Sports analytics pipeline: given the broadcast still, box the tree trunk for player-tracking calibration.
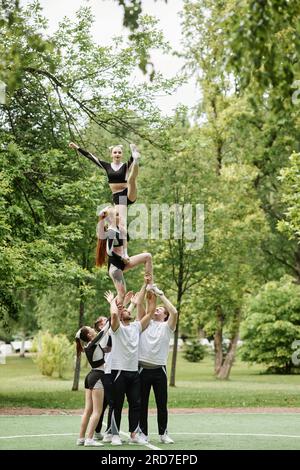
[72,296,84,391]
[169,240,184,387]
[214,305,223,375]
[294,245,300,283]
[169,305,180,387]
[19,334,26,358]
[217,309,241,380]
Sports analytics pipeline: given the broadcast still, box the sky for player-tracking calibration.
[21,0,200,116]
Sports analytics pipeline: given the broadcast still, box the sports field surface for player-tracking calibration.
[1,411,300,450]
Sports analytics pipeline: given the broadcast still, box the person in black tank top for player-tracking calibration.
[69,142,140,260]
[75,320,110,447]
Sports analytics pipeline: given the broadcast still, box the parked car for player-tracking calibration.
[10,340,33,353]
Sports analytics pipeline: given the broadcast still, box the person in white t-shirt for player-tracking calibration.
[137,284,178,444]
[107,290,154,446]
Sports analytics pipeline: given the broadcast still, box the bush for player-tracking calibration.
[33,331,73,378]
[183,340,206,363]
[241,276,300,373]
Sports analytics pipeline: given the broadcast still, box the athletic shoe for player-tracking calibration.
[128,435,148,445]
[111,435,122,446]
[160,433,174,444]
[102,433,113,443]
[84,438,104,447]
[130,144,141,162]
[76,438,85,446]
[139,432,149,442]
[94,432,103,441]
[146,284,164,296]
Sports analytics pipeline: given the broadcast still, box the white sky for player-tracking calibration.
[21,0,200,116]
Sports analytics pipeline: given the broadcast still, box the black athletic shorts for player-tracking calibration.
[112,188,135,206]
[84,369,104,390]
[108,253,126,271]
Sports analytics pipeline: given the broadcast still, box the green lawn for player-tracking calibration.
[2,413,300,450]
[1,353,300,409]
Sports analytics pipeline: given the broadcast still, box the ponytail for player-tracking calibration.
[75,327,90,356]
[96,237,107,267]
[76,337,84,357]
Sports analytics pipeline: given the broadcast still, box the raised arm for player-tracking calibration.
[110,298,120,332]
[160,292,178,331]
[104,291,120,332]
[69,142,107,171]
[146,290,157,316]
[140,288,156,332]
[128,283,147,320]
[150,286,178,331]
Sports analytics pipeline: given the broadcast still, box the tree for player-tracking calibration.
[277,152,300,246]
[241,276,300,374]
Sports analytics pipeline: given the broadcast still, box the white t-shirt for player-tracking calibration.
[104,351,112,374]
[111,321,142,372]
[138,320,174,366]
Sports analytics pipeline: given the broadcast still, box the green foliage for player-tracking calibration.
[278,152,300,242]
[241,276,300,373]
[32,331,73,378]
[183,340,205,363]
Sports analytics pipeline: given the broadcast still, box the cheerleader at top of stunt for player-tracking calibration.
[68,141,140,206]
[69,141,140,260]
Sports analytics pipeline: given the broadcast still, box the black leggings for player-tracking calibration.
[95,373,114,434]
[111,370,141,434]
[139,367,168,436]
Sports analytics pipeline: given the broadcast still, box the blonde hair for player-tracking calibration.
[109,145,123,152]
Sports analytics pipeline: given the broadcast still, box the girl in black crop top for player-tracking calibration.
[69,142,140,206]
[69,142,140,260]
[75,320,110,447]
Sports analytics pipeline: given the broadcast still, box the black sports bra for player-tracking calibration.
[78,147,133,183]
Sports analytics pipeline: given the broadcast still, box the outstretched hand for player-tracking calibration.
[144,273,152,285]
[124,291,134,306]
[104,290,114,304]
[69,142,79,150]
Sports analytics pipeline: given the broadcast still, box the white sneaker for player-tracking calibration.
[84,438,104,447]
[102,433,112,443]
[139,432,149,442]
[94,432,103,441]
[160,433,174,444]
[76,438,85,446]
[146,284,163,296]
[111,435,122,446]
[130,144,141,162]
[128,435,148,445]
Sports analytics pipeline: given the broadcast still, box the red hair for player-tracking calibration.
[96,237,107,267]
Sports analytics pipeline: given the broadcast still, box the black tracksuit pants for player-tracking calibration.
[139,366,168,436]
[111,370,141,434]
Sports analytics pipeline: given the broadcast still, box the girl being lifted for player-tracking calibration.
[96,205,155,304]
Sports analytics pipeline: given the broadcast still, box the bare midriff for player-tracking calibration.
[109,182,128,193]
[112,246,124,257]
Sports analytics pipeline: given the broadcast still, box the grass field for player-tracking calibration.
[1,354,300,450]
[1,413,300,450]
[1,354,300,409]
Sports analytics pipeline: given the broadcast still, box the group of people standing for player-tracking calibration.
[72,142,177,447]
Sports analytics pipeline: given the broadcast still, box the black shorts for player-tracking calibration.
[112,188,135,206]
[84,370,104,390]
[108,253,126,271]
